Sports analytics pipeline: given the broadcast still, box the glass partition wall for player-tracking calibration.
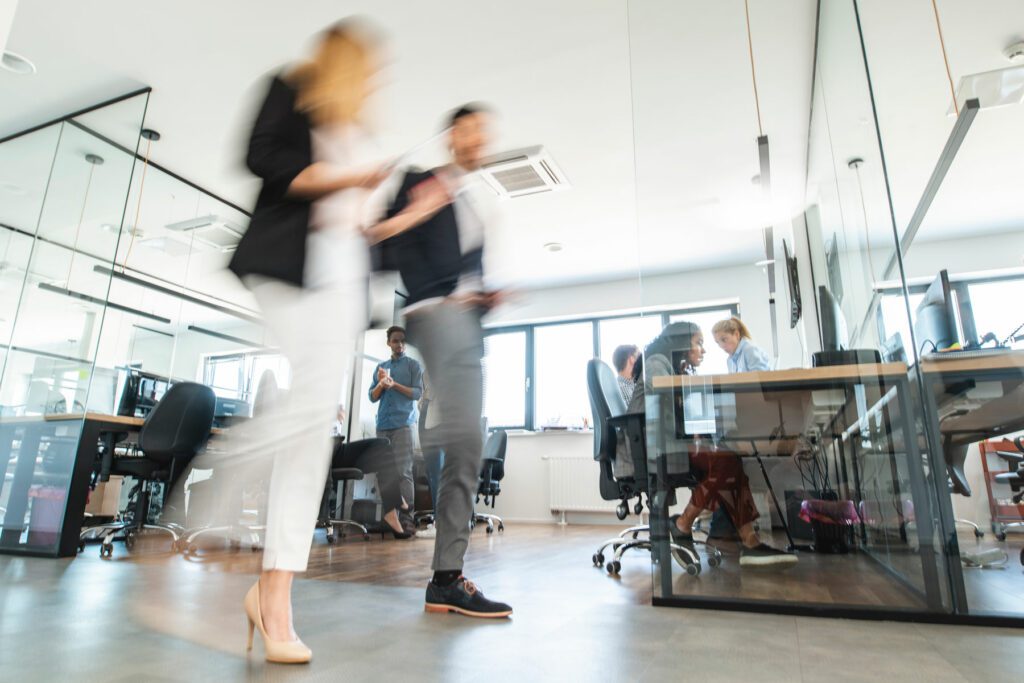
[0,92,149,556]
[630,0,1024,624]
[0,90,273,557]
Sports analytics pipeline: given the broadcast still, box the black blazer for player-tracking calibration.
[383,169,484,306]
[228,75,313,287]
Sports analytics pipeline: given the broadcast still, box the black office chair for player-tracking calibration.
[944,437,985,538]
[88,382,216,557]
[993,437,1024,553]
[586,358,720,576]
[320,437,390,543]
[473,429,507,534]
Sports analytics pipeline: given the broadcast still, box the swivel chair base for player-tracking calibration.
[179,524,264,554]
[472,512,504,534]
[954,518,985,539]
[81,521,182,558]
[593,529,721,576]
[325,519,370,543]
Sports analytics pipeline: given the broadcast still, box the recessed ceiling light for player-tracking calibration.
[100,223,119,234]
[754,258,774,268]
[0,181,27,196]
[1,51,37,75]
[543,242,563,253]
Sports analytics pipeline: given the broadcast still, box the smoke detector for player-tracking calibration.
[1006,41,1024,63]
[478,146,569,199]
[165,214,243,252]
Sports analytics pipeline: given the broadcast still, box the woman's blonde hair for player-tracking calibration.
[712,317,752,340]
[290,20,378,127]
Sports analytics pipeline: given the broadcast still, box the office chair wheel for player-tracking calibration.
[363,534,371,542]
[498,522,504,532]
[615,503,628,521]
[707,554,722,569]
[228,539,241,551]
[996,530,1007,542]
[100,544,112,558]
[326,533,336,544]
[606,560,621,575]
[78,541,86,553]
[593,553,605,567]
[123,530,136,551]
[973,527,984,539]
[486,525,494,534]
[685,562,701,577]
[633,502,643,515]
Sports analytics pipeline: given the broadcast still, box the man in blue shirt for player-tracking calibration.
[369,326,424,529]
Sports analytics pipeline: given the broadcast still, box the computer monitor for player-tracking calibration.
[818,286,848,352]
[116,370,171,418]
[215,396,252,421]
[783,239,801,329]
[880,332,907,364]
[914,270,959,353]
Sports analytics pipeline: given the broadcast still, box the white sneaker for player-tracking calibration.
[416,524,437,539]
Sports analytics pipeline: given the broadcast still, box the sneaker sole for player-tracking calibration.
[424,603,512,618]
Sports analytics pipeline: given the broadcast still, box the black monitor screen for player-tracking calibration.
[914,270,958,353]
[819,286,848,352]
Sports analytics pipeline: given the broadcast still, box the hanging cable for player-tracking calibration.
[67,154,103,287]
[744,0,764,137]
[122,130,159,269]
[931,0,959,116]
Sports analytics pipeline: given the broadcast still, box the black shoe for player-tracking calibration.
[668,514,698,564]
[740,543,798,568]
[425,577,513,619]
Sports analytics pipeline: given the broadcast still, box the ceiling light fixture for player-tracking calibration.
[0,50,36,75]
[543,242,563,253]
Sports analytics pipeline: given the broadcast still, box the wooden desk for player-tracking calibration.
[650,363,945,611]
[0,412,221,558]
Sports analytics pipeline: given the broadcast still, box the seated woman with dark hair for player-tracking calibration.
[630,321,796,568]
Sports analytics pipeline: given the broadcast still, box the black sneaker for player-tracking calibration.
[740,543,798,568]
[668,514,698,565]
[425,577,513,619]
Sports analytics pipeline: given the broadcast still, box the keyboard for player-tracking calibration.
[922,348,1012,361]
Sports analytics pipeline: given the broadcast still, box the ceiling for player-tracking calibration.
[0,0,819,291]
[807,0,1024,261]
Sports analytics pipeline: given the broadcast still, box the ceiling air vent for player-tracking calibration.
[478,146,569,199]
[165,215,243,252]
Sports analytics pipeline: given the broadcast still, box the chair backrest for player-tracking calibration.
[587,359,626,462]
[138,382,216,462]
[946,440,971,496]
[253,370,279,418]
[481,429,508,482]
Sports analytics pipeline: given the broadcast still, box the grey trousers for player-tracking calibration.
[406,302,484,572]
[376,425,415,508]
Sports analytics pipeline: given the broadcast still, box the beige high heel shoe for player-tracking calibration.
[244,581,312,664]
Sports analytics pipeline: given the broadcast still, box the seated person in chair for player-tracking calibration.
[630,321,796,568]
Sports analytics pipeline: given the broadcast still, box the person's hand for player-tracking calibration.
[407,177,451,220]
[350,163,393,190]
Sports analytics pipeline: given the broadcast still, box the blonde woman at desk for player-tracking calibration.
[633,321,796,568]
[226,21,390,664]
[712,317,772,373]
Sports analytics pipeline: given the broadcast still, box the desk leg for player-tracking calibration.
[895,378,949,612]
[839,434,869,545]
[0,426,43,549]
[56,421,102,557]
[919,376,969,613]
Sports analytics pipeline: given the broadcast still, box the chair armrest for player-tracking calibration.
[995,451,1024,467]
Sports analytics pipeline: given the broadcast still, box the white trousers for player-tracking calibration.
[243,274,362,572]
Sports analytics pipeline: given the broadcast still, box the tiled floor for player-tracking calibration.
[1,524,1022,682]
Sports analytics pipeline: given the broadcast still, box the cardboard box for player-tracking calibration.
[85,476,123,517]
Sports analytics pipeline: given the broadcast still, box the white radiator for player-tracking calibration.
[546,455,619,514]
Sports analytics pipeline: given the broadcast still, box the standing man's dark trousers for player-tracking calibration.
[406,302,484,572]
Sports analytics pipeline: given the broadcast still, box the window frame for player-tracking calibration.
[483,302,739,431]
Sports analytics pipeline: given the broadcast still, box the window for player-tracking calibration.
[482,330,528,428]
[598,315,662,370]
[967,279,1024,348]
[534,322,593,428]
[482,303,738,430]
[203,351,289,403]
